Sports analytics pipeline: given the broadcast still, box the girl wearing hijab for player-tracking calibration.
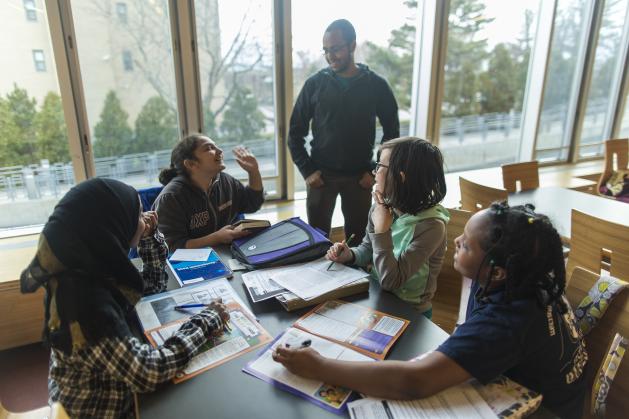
[21,178,228,418]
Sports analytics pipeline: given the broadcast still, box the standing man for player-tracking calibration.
[288,19,399,242]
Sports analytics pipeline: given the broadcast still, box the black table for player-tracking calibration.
[139,249,450,419]
[509,186,629,241]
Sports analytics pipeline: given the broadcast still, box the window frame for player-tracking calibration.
[24,0,37,21]
[32,49,46,72]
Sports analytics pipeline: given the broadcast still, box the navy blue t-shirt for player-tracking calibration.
[437,281,587,419]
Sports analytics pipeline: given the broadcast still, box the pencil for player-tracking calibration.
[326,233,356,271]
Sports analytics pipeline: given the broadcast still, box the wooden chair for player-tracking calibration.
[598,138,628,196]
[0,402,50,419]
[501,161,540,193]
[565,267,629,418]
[433,208,473,333]
[567,209,629,282]
[459,177,508,212]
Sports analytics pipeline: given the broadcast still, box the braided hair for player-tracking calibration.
[158,134,207,185]
[476,202,568,313]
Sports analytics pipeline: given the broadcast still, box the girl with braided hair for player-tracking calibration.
[273,202,587,418]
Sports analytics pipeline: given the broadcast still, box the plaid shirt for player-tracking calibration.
[48,232,224,418]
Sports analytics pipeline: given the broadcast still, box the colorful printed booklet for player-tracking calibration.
[243,301,409,413]
[243,327,375,414]
[136,279,271,383]
[293,300,409,360]
[167,247,232,287]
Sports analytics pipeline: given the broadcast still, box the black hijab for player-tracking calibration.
[21,178,143,353]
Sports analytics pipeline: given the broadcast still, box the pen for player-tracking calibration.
[284,339,312,349]
[326,233,355,271]
[174,303,208,309]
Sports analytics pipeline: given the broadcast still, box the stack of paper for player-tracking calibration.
[241,258,368,303]
[347,383,498,419]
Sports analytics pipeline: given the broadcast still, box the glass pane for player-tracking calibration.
[536,0,591,162]
[0,2,74,230]
[439,0,539,172]
[194,0,277,195]
[291,1,416,195]
[619,93,629,138]
[71,0,181,191]
[578,0,629,158]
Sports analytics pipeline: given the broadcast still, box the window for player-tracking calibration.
[70,0,181,191]
[122,50,133,71]
[1,7,73,230]
[438,0,539,172]
[116,2,128,24]
[24,0,37,22]
[578,0,629,158]
[194,0,279,195]
[291,0,417,194]
[618,91,629,138]
[535,0,592,162]
[32,49,46,72]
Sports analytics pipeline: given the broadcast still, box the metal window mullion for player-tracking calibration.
[45,0,94,180]
[608,2,629,139]
[274,0,293,200]
[170,0,202,136]
[519,0,557,163]
[568,0,605,162]
[410,0,448,144]
[558,0,598,163]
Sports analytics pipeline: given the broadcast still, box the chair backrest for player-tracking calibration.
[599,138,628,191]
[567,209,629,282]
[566,267,629,418]
[137,186,164,211]
[0,401,51,418]
[459,177,508,212]
[501,161,539,193]
[433,208,473,332]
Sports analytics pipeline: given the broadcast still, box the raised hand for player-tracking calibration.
[233,146,259,173]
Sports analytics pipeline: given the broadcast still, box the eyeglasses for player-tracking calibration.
[322,43,348,56]
[374,162,389,173]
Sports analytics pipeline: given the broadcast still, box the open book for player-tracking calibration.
[243,301,410,413]
[244,328,374,414]
[294,300,409,360]
[135,279,271,383]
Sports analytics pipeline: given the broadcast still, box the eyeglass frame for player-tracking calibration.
[374,162,389,173]
[322,43,349,56]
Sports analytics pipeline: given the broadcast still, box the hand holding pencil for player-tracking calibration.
[175,298,232,335]
[325,233,355,269]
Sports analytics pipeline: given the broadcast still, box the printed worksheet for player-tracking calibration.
[241,270,288,302]
[135,278,253,331]
[142,296,271,383]
[294,300,409,359]
[347,383,498,419]
[270,258,368,300]
[244,328,374,414]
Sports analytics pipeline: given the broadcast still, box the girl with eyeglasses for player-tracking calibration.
[326,137,449,318]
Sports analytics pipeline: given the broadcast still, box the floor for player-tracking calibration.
[0,342,49,413]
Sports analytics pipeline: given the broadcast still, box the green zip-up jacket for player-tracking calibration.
[352,204,450,312]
